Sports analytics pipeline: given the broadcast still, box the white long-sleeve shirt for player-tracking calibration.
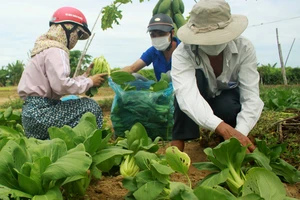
[171,36,264,136]
[18,47,93,100]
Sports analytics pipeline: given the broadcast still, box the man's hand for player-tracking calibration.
[215,122,256,153]
[89,73,108,87]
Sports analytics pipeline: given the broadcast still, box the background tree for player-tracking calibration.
[101,0,149,30]
[286,67,300,84]
[258,64,300,85]
[0,67,9,86]
[69,50,93,77]
[6,60,24,86]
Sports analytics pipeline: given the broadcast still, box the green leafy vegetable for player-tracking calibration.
[193,138,296,199]
[85,55,111,97]
[0,136,92,199]
[120,155,140,177]
[166,146,192,187]
[242,167,287,200]
[252,139,300,184]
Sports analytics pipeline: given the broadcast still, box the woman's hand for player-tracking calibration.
[84,63,94,77]
[89,73,108,87]
[215,121,256,153]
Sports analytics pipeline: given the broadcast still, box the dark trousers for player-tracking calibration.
[172,69,241,140]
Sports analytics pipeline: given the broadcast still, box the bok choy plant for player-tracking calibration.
[194,138,247,195]
[48,112,133,198]
[0,131,92,200]
[250,139,300,184]
[120,123,198,200]
[193,137,298,200]
[116,122,162,178]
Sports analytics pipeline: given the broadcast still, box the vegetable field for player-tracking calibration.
[0,85,300,200]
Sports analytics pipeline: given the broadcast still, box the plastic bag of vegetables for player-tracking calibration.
[108,74,174,141]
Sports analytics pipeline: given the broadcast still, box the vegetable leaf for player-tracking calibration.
[133,181,165,200]
[42,144,92,182]
[242,167,286,200]
[166,146,190,175]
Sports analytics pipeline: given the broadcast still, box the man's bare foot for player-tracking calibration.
[171,140,185,151]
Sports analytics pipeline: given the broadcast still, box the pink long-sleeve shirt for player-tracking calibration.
[18,47,93,100]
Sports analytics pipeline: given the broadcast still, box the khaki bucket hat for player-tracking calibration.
[177,0,248,45]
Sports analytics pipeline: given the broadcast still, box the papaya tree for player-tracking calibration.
[101,0,150,30]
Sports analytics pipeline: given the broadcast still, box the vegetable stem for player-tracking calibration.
[185,174,192,188]
[228,164,244,189]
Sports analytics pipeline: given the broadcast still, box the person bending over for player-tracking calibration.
[171,0,264,152]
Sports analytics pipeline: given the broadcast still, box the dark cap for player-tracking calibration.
[147,13,174,32]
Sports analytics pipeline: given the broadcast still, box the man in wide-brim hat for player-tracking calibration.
[170,0,264,152]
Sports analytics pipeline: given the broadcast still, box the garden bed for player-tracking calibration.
[1,86,300,199]
[82,109,300,200]
[84,140,300,199]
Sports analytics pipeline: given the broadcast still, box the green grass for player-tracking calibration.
[0,86,18,98]
[97,98,114,112]
[0,98,24,109]
[260,85,300,111]
[96,86,114,97]
[0,86,114,109]
[0,86,23,109]
[251,110,300,169]
[0,86,17,91]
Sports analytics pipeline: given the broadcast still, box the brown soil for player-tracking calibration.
[84,140,300,200]
[83,111,300,200]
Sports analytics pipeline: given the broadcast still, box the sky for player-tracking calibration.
[0,0,300,69]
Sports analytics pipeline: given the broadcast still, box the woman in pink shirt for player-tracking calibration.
[18,7,107,139]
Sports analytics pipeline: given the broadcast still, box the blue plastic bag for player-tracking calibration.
[108,77,174,140]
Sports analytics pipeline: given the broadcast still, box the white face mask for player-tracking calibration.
[151,35,171,51]
[199,43,227,56]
